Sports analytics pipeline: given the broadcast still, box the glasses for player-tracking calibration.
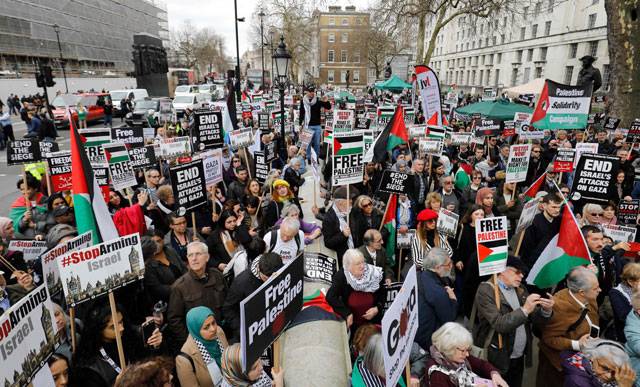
[361,202,373,208]
[444,181,453,185]
[233,160,241,163]
[531,150,541,153]
[591,213,603,217]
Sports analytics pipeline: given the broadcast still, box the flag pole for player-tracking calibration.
[191,212,197,240]
[397,247,404,280]
[378,194,393,232]
[108,291,127,368]
[492,274,503,348]
[69,306,77,354]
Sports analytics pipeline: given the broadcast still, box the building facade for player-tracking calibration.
[426,0,610,93]
[0,0,169,77]
[314,6,370,88]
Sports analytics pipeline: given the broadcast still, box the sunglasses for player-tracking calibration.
[591,213,603,217]
[361,202,373,208]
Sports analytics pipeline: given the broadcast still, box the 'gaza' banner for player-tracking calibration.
[381,266,418,387]
[476,216,509,276]
[618,200,639,225]
[103,143,137,191]
[58,233,144,306]
[571,153,619,202]
[192,110,224,150]
[7,139,40,165]
[42,231,93,296]
[531,79,593,130]
[47,150,72,192]
[303,252,337,285]
[240,256,304,371]
[111,127,144,148]
[333,131,363,186]
[553,148,576,172]
[505,144,531,183]
[170,159,207,211]
[0,283,59,386]
[201,148,224,187]
[377,170,413,195]
[415,65,443,126]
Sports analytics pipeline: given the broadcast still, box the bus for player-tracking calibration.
[247,69,271,91]
[168,68,196,97]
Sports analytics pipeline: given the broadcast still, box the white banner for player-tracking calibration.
[41,231,93,296]
[201,148,224,187]
[415,65,443,126]
[506,144,532,183]
[437,209,459,237]
[8,240,48,261]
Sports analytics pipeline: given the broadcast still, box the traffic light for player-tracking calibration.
[43,66,55,87]
[36,72,45,88]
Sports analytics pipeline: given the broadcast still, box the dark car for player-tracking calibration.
[125,97,173,127]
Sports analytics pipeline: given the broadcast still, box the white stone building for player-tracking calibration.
[425,0,610,93]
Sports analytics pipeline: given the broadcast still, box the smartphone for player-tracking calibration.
[590,324,600,339]
[141,320,157,345]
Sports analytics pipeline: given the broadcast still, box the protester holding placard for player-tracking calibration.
[410,209,453,270]
[350,195,385,248]
[322,186,353,265]
[144,231,188,305]
[11,173,47,238]
[263,179,303,230]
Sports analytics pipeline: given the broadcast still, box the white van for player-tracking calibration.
[110,89,149,112]
[174,84,200,96]
[172,93,211,118]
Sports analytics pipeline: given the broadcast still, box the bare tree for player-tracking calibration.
[604,0,640,124]
[170,21,229,80]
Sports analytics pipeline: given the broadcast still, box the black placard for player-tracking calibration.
[128,145,157,169]
[517,94,535,104]
[111,127,145,148]
[264,141,276,163]
[618,200,639,225]
[170,159,207,211]
[355,117,371,130]
[628,121,640,143]
[193,110,224,150]
[571,153,619,202]
[382,282,403,313]
[473,118,503,137]
[240,256,304,371]
[603,117,621,130]
[7,139,40,165]
[254,151,268,183]
[303,252,337,285]
[377,170,413,194]
[40,141,59,155]
[258,112,270,130]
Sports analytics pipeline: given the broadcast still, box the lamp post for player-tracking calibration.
[272,36,291,161]
[233,0,243,102]
[52,24,68,93]
[258,11,266,90]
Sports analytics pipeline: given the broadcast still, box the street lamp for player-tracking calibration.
[272,36,291,161]
[233,0,243,102]
[258,10,266,90]
[52,24,68,93]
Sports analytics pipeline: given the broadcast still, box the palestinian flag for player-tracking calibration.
[426,125,447,139]
[70,109,119,244]
[383,194,398,266]
[427,112,449,126]
[365,106,408,163]
[103,143,130,164]
[527,205,591,288]
[522,172,547,200]
[477,238,508,265]
[333,135,363,156]
[78,128,111,147]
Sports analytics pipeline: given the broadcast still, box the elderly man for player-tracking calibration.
[474,256,554,387]
[537,266,600,387]
[263,217,304,263]
[415,247,458,351]
[323,186,353,266]
[438,175,462,213]
[167,241,226,354]
[358,229,393,284]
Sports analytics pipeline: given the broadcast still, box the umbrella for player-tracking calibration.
[504,78,546,98]
[334,90,356,103]
[455,99,534,121]
[374,75,413,92]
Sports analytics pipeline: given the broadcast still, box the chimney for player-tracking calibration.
[328,6,341,12]
[345,6,356,11]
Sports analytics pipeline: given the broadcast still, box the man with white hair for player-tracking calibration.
[263,217,304,264]
[415,247,458,351]
[537,266,600,387]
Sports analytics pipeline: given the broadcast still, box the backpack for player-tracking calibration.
[267,228,301,253]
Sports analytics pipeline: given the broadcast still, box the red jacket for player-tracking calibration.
[112,204,146,237]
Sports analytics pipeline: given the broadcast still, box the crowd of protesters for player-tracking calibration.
[1,80,640,387]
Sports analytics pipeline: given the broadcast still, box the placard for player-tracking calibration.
[258,112,270,130]
[240,256,304,371]
[170,159,207,211]
[382,282,403,313]
[403,108,415,126]
[42,231,93,296]
[437,209,459,237]
[192,110,224,150]
[264,141,277,163]
[426,125,446,139]
[0,283,59,386]
[476,216,509,276]
[159,100,173,123]
[8,240,48,261]
[449,132,472,146]
[297,128,314,150]
[230,128,255,149]
[618,200,639,225]
[103,143,137,190]
[254,151,268,183]
[7,139,40,165]
[381,266,418,387]
[515,200,541,235]
[94,166,110,203]
[553,148,576,172]
[419,138,444,156]
[505,144,531,183]
[514,112,533,134]
[111,127,144,148]
[79,128,111,166]
[473,119,503,137]
[377,170,412,194]
[518,126,545,140]
[332,131,363,186]
[571,153,619,202]
[334,110,355,133]
[201,148,224,187]
[58,233,144,306]
[128,145,157,169]
[396,229,416,249]
[303,252,337,285]
[377,106,395,130]
[627,120,640,143]
[603,224,637,244]
[409,125,427,139]
[159,136,191,158]
[574,142,599,167]
[47,150,72,192]
[39,141,59,155]
[355,117,372,131]
[603,117,621,130]
[531,79,593,130]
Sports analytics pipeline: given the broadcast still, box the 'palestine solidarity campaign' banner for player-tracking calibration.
[531,79,593,130]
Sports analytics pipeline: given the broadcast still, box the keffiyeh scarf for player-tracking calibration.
[302,95,317,129]
[332,204,354,249]
[345,264,382,293]
[427,345,477,387]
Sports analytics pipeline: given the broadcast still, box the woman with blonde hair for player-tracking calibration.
[425,192,443,212]
[220,343,283,387]
[580,203,604,230]
[76,102,87,129]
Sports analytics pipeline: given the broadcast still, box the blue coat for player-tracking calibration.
[415,270,457,350]
[624,309,640,387]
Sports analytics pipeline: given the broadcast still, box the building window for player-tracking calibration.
[588,14,597,28]
[520,27,526,40]
[588,40,598,57]
[486,69,491,83]
[340,70,347,82]
[341,33,348,43]
[545,21,551,35]
[548,0,554,11]
[535,2,542,16]
[495,69,500,86]
[540,47,548,60]
[503,16,508,27]
[492,36,497,46]
[328,70,334,82]
[602,64,611,91]
[328,50,334,62]
[354,50,360,63]
[527,49,533,61]
[523,6,529,19]
[501,34,505,44]
[480,24,484,34]
[481,55,485,65]
[564,66,574,84]
[511,68,518,85]
[329,17,335,26]
[497,53,502,64]
[341,50,347,62]
[353,70,360,83]
[516,50,523,62]
[357,18,362,25]
[535,67,543,78]
[569,43,578,58]
[328,33,335,43]
[532,24,538,38]
[341,18,348,26]
[488,54,494,64]
[523,67,531,83]
[472,70,476,85]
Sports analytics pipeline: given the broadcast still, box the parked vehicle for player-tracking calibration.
[51,92,109,128]
[110,89,149,114]
[125,97,173,127]
[174,84,200,96]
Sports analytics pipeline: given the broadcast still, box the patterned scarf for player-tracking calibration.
[221,344,272,387]
[332,204,354,249]
[194,336,224,366]
[356,357,385,387]
[345,264,382,293]
[427,345,476,387]
[302,95,317,128]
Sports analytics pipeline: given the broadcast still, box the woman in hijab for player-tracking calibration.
[176,306,228,387]
[263,179,302,229]
[220,343,284,387]
[475,187,499,218]
[0,217,28,281]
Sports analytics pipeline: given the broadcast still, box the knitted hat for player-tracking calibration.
[46,224,77,249]
[417,209,439,222]
[272,179,290,188]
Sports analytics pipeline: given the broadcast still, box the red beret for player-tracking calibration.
[417,209,439,222]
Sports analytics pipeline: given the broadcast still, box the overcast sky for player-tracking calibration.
[165,0,372,58]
